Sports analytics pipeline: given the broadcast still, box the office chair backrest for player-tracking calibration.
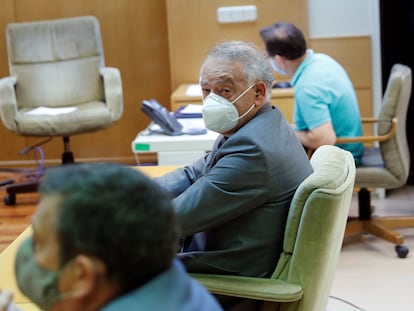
[272,145,355,311]
[378,64,411,187]
[6,16,105,109]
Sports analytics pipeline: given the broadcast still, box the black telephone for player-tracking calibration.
[141,99,183,136]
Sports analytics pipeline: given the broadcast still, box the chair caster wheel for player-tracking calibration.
[4,194,16,206]
[395,245,409,258]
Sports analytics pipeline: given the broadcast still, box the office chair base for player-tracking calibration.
[4,194,16,205]
[4,180,39,206]
[3,137,76,205]
[345,217,414,258]
[395,245,409,259]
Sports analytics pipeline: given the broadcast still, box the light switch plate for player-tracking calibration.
[217,5,257,24]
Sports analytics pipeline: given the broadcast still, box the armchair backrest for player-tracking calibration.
[6,16,105,109]
[378,63,411,186]
[272,145,355,311]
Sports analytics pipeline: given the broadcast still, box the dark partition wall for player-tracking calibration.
[380,0,414,184]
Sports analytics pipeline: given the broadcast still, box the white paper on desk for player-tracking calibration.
[179,104,203,114]
[148,123,164,133]
[185,84,202,96]
[148,118,206,134]
[179,118,205,130]
[25,106,77,116]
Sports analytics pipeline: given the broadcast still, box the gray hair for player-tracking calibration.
[204,41,274,101]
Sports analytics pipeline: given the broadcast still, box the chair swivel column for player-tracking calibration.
[62,137,74,164]
[358,188,371,220]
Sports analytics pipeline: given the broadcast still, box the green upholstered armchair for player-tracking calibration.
[191,145,356,311]
[0,16,123,204]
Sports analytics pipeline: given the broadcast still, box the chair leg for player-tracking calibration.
[62,136,74,164]
[4,180,39,205]
[358,188,371,219]
[344,187,411,258]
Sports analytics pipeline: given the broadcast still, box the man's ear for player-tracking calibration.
[66,255,106,299]
[254,81,268,105]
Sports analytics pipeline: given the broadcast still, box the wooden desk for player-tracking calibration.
[170,83,295,122]
[137,165,181,177]
[0,165,178,311]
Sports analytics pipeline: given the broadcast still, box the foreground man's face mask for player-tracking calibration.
[15,237,73,311]
[202,84,256,133]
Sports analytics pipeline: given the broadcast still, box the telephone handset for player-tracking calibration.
[141,99,183,136]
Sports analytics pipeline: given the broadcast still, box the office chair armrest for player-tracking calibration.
[336,117,397,144]
[361,116,379,123]
[191,273,303,302]
[0,76,19,131]
[100,67,123,121]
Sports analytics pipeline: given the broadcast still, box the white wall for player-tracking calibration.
[307,0,382,116]
[308,0,371,37]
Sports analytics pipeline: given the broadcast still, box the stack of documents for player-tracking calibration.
[174,104,203,118]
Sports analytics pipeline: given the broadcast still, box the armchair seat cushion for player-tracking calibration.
[356,147,403,188]
[15,101,113,136]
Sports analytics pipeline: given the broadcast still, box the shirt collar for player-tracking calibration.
[291,49,314,86]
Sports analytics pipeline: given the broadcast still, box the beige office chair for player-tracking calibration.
[336,63,414,258]
[0,16,123,205]
[192,145,356,311]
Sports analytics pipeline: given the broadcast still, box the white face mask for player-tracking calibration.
[202,84,255,133]
[269,58,287,76]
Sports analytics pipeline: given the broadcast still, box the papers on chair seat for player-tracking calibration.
[25,106,77,116]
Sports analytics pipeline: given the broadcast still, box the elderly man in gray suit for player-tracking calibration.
[156,41,312,281]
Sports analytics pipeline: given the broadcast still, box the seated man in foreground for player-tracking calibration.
[0,163,222,311]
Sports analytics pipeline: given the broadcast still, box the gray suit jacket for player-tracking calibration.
[156,104,313,277]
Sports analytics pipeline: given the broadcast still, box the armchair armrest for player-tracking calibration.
[100,67,123,121]
[191,273,303,302]
[361,116,379,123]
[0,76,18,132]
[336,117,397,144]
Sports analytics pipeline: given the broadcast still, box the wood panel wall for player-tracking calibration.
[167,0,308,90]
[309,36,373,136]
[0,0,171,167]
[0,0,373,168]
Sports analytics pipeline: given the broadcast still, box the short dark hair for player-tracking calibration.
[259,22,307,60]
[39,163,180,292]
